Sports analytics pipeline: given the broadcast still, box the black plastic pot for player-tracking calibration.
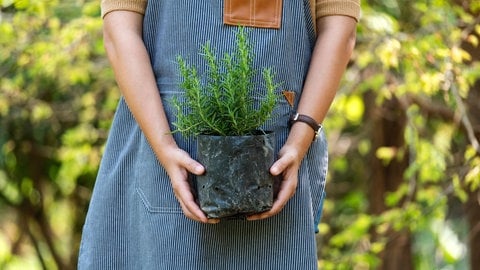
[196,131,276,219]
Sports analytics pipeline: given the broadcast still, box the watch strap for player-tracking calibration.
[289,112,322,141]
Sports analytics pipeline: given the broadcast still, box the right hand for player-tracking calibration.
[103,11,219,224]
[159,146,220,224]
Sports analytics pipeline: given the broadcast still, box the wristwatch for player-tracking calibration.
[289,112,323,141]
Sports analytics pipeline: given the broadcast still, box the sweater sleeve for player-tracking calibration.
[316,0,360,22]
[101,0,147,18]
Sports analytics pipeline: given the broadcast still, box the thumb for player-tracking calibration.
[181,155,205,175]
[270,155,291,176]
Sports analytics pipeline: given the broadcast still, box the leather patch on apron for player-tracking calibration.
[282,90,296,108]
[223,0,282,29]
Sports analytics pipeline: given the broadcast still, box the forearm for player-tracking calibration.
[287,15,357,152]
[103,11,177,159]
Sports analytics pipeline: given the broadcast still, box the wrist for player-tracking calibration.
[150,134,178,160]
[285,123,314,158]
[289,112,323,141]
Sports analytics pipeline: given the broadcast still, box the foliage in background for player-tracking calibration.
[319,0,480,269]
[0,0,117,269]
[0,0,479,269]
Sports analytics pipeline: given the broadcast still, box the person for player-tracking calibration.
[78,0,359,269]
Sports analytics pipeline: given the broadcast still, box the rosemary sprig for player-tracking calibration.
[172,27,279,137]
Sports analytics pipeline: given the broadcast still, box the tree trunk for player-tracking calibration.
[464,189,480,269]
[464,81,480,270]
[365,92,413,270]
[461,10,480,267]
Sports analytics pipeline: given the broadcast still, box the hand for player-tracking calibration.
[159,146,220,224]
[247,144,302,221]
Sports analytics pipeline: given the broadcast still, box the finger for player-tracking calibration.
[177,195,208,223]
[181,195,208,222]
[172,178,209,223]
[177,197,220,224]
[171,170,220,224]
[270,152,295,176]
[183,197,221,224]
[176,198,199,221]
[177,152,205,176]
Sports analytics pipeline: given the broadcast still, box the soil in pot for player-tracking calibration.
[195,131,276,219]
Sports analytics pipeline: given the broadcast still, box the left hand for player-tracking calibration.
[247,122,314,221]
[246,144,303,221]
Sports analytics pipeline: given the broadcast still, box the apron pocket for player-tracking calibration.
[134,136,183,214]
[223,0,283,29]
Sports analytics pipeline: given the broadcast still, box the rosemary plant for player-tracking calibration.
[171,27,279,137]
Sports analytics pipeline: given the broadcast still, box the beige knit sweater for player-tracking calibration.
[101,0,361,23]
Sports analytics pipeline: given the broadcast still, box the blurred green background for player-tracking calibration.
[0,0,479,269]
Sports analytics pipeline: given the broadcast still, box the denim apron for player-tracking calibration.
[79,1,328,269]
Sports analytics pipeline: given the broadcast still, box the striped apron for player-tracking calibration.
[78,1,328,269]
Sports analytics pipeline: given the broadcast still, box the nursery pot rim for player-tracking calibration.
[197,130,274,138]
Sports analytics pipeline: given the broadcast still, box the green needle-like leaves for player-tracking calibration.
[172,27,279,137]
